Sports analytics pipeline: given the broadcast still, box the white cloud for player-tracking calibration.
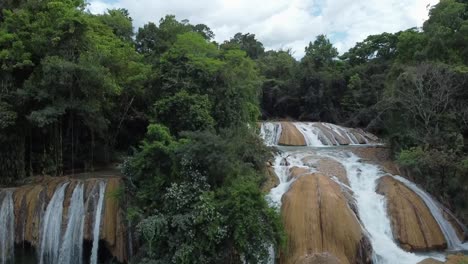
[87,0,439,58]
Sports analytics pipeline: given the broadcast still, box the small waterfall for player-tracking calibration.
[294,123,329,146]
[58,183,85,264]
[321,123,361,145]
[90,181,107,264]
[334,153,432,264]
[394,176,468,251]
[260,122,282,146]
[39,183,69,264]
[0,191,14,264]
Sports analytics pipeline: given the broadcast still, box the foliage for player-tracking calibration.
[126,124,283,263]
[154,91,215,135]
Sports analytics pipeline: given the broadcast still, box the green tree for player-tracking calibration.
[154,90,215,135]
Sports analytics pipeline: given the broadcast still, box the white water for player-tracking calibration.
[90,181,107,264]
[266,151,314,209]
[58,183,85,264]
[260,121,376,147]
[321,123,361,145]
[294,123,328,146]
[395,176,468,251]
[260,122,282,146]
[332,152,433,264]
[0,191,14,264]
[39,183,69,264]
[261,121,455,263]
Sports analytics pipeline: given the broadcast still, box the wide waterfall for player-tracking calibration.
[0,176,127,264]
[261,122,465,264]
[0,190,14,264]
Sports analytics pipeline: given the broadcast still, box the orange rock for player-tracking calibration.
[445,254,468,264]
[377,176,447,251]
[102,177,128,263]
[278,122,306,146]
[288,166,310,180]
[301,156,349,186]
[295,252,342,264]
[280,173,371,264]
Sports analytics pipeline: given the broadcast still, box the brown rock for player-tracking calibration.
[295,253,342,264]
[280,173,372,264]
[102,177,128,263]
[446,254,468,264]
[262,166,280,192]
[350,147,401,175]
[417,258,444,264]
[315,123,344,145]
[279,122,306,146]
[377,176,447,251]
[301,156,349,186]
[289,166,311,180]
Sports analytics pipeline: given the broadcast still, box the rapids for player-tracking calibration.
[261,122,466,264]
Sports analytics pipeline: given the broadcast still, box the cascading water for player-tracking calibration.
[260,122,282,146]
[262,122,457,264]
[90,181,107,264]
[0,190,14,264]
[293,123,329,146]
[395,176,468,251]
[266,150,314,209]
[58,183,85,264]
[332,152,436,264]
[39,183,69,264]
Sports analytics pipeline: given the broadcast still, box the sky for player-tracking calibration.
[87,0,439,58]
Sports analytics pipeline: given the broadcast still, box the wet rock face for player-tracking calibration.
[280,173,372,264]
[294,252,342,264]
[377,176,447,251]
[302,155,349,186]
[417,258,444,264]
[10,176,128,263]
[261,165,280,192]
[278,122,307,146]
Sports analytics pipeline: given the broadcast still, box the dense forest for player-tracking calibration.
[0,0,467,263]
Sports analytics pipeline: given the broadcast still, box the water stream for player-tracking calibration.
[261,122,455,264]
[58,183,85,264]
[395,176,468,251]
[90,181,107,264]
[0,190,14,264]
[39,183,69,264]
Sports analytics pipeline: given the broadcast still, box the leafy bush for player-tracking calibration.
[126,124,283,263]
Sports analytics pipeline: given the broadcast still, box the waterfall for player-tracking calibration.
[58,183,85,264]
[333,153,433,264]
[260,123,456,264]
[0,191,14,264]
[294,123,329,146]
[394,176,468,251]
[260,122,282,146]
[266,150,314,209]
[90,181,107,264]
[321,123,361,145]
[39,183,69,264]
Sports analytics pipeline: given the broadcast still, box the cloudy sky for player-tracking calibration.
[87,0,439,58]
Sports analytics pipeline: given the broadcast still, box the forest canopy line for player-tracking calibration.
[0,0,468,263]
